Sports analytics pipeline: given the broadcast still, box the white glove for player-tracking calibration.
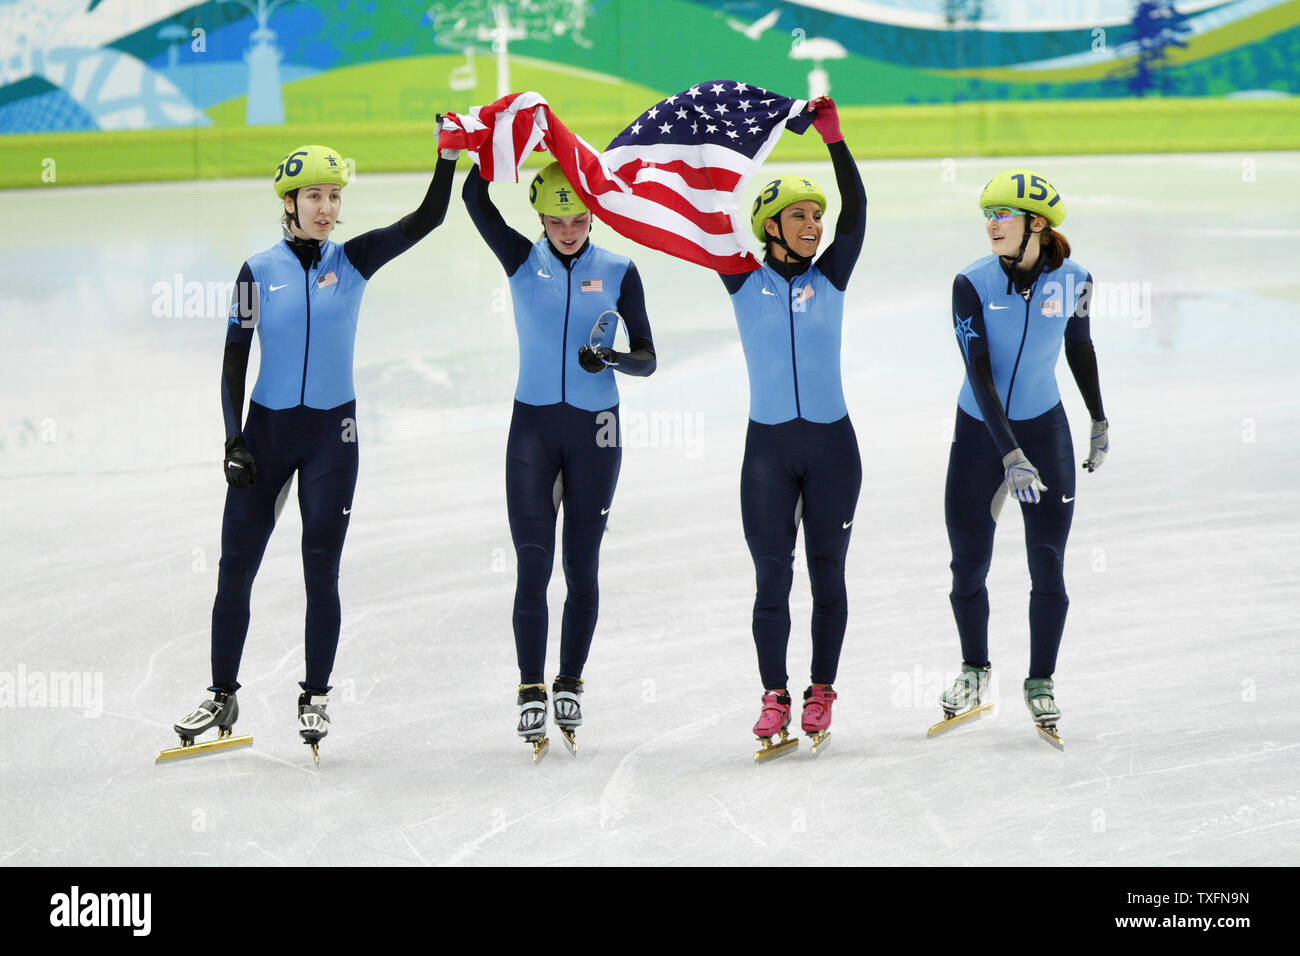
[1083,418,1108,473]
[436,114,461,161]
[1002,448,1047,504]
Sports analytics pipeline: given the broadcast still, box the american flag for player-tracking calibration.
[439,82,814,273]
[317,272,337,288]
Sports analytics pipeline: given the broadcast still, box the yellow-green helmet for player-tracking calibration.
[751,176,827,242]
[979,169,1065,227]
[273,144,348,198]
[529,162,588,217]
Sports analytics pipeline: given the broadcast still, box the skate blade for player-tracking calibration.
[310,743,320,764]
[807,730,831,756]
[560,728,578,756]
[529,736,550,763]
[926,702,993,737]
[1036,724,1064,750]
[155,734,253,763]
[753,732,799,763]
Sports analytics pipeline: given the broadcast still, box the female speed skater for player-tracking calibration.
[462,160,657,760]
[932,168,1108,748]
[164,137,456,763]
[715,96,867,761]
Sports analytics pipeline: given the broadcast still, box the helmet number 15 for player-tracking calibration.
[1010,172,1060,208]
[275,151,308,184]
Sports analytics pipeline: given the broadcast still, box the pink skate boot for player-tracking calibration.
[801,684,837,755]
[752,690,798,763]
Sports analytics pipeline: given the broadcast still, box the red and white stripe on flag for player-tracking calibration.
[439,87,809,274]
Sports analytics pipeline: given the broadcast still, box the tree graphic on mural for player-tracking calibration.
[427,0,593,98]
[941,0,987,29]
[1122,0,1193,96]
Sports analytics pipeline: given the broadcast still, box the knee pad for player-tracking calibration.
[515,542,553,598]
[1027,544,1065,594]
[807,556,846,609]
[753,554,794,607]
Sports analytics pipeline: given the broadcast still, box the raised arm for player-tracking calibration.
[810,98,866,292]
[462,165,533,276]
[342,154,458,280]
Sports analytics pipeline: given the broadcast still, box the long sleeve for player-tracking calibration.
[608,261,656,377]
[221,262,256,439]
[1064,273,1106,421]
[342,156,457,280]
[953,273,1018,457]
[462,165,533,276]
[814,139,867,292]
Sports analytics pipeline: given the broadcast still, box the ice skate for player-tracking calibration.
[801,684,837,755]
[298,693,330,764]
[517,684,549,762]
[157,688,252,763]
[928,663,994,737]
[753,690,798,763]
[552,675,583,756]
[1024,678,1063,749]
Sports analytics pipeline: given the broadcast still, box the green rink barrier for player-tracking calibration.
[4,97,1297,190]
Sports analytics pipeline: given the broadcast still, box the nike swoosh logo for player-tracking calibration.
[1061,496,1075,503]
[538,270,551,278]
[987,303,1009,310]
[761,288,777,296]
[342,507,352,514]
[842,520,853,529]
[269,283,287,292]
[600,507,610,515]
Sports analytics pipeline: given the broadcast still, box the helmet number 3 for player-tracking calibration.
[1010,172,1060,207]
[275,151,308,184]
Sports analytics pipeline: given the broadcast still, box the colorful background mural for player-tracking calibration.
[2,0,1297,187]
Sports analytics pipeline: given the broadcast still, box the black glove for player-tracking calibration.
[578,345,617,373]
[224,435,258,488]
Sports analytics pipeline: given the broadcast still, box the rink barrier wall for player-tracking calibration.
[3,98,1297,190]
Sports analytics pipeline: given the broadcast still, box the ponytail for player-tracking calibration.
[1039,227,1070,271]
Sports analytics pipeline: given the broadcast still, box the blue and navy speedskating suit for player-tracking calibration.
[212,158,455,694]
[718,139,866,692]
[463,168,656,685]
[947,252,1105,678]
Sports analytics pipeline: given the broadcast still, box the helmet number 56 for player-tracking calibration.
[275,151,308,184]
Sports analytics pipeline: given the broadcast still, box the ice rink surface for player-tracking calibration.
[1,152,1297,866]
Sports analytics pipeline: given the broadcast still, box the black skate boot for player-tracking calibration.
[517,684,549,762]
[552,675,584,756]
[298,693,330,764]
[157,688,251,762]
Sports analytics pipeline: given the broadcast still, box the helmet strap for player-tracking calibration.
[1001,213,1035,295]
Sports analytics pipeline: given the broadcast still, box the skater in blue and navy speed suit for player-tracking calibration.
[938,168,1109,738]
[463,159,656,754]
[716,96,866,751]
[170,139,456,759]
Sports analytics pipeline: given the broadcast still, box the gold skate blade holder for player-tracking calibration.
[156,733,253,763]
[529,736,550,763]
[1036,724,1064,750]
[807,730,831,756]
[926,701,993,737]
[754,730,799,763]
[560,729,578,756]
